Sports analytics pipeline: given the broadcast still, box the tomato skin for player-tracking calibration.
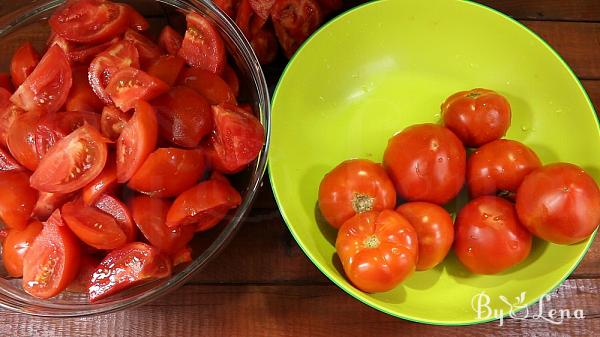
[32,191,75,221]
[128,148,206,197]
[130,196,195,254]
[467,139,541,198]
[82,159,117,206]
[318,159,396,229]
[158,26,183,56]
[22,210,81,299]
[336,210,418,293]
[10,45,72,114]
[516,163,600,244]
[178,12,226,74]
[62,200,127,250]
[2,221,43,277]
[455,196,531,274]
[116,101,158,183]
[30,124,109,193]
[0,89,22,147]
[442,89,511,148]
[6,111,43,171]
[10,42,40,88]
[94,194,137,243]
[178,67,237,105]
[100,105,130,141]
[89,242,171,302]
[383,123,466,205]
[171,245,192,267]
[123,29,162,68]
[0,146,24,172]
[106,67,169,112]
[66,66,104,113]
[151,86,212,148]
[0,171,37,230]
[145,55,186,87]
[396,202,454,270]
[271,0,322,58]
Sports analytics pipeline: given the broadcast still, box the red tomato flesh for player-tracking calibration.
[178,12,226,74]
[0,171,38,230]
[62,199,127,250]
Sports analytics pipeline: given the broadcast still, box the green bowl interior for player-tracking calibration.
[269,0,599,325]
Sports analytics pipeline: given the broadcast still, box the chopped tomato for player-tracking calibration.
[106,67,169,112]
[158,26,183,56]
[50,34,121,64]
[130,195,195,253]
[30,124,109,193]
[22,209,81,299]
[236,0,254,38]
[66,66,104,113]
[2,221,43,277]
[123,29,162,67]
[82,159,117,206]
[49,111,102,134]
[250,25,278,65]
[0,146,24,172]
[178,67,237,105]
[128,148,206,197]
[0,89,22,147]
[151,86,212,148]
[88,242,171,301]
[250,0,276,20]
[171,245,192,267]
[94,194,137,243]
[49,0,129,44]
[89,40,140,105]
[10,42,40,88]
[100,105,130,141]
[0,171,37,230]
[213,0,236,17]
[0,73,13,92]
[121,4,149,31]
[67,254,99,293]
[222,65,240,98]
[271,0,322,58]
[10,45,73,114]
[7,111,44,171]
[178,12,226,74]
[62,199,127,250]
[145,55,186,87]
[116,101,158,183]
[32,191,75,221]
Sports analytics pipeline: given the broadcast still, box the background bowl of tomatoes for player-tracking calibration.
[0,0,269,316]
[270,0,599,325]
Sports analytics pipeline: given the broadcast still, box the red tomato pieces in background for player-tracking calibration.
[271,0,322,58]
[106,67,169,112]
[89,242,171,302]
[178,67,236,105]
[10,45,73,114]
[152,86,212,148]
[178,12,226,74]
[2,221,43,277]
[130,196,195,253]
[100,105,130,141]
[30,124,109,193]
[213,0,236,17]
[82,159,117,206]
[49,0,129,44]
[236,0,254,38]
[10,42,40,88]
[250,25,278,65]
[67,66,104,113]
[145,55,186,87]
[94,194,137,243]
[222,65,240,98]
[158,26,183,56]
[0,74,13,92]
[116,101,158,183]
[0,171,37,230]
[32,191,75,221]
[62,199,127,250]
[67,254,99,293]
[171,245,192,267]
[250,0,276,20]
[23,210,81,299]
[0,146,24,172]
[124,29,162,67]
[121,4,150,31]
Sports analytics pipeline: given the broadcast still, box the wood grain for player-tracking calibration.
[478,0,600,22]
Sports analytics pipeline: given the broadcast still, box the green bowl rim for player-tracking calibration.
[268,0,599,326]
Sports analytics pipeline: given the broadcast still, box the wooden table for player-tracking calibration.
[1,1,599,336]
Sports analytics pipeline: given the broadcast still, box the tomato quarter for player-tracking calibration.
[106,67,169,112]
[10,42,40,88]
[158,26,183,56]
[2,221,43,277]
[178,12,226,74]
[94,194,137,243]
[178,67,237,105]
[62,199,127,250]
[0,171,37,230]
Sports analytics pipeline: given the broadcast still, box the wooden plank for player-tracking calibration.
[0,279,597,336]
[478,0,600,22]
[582,80,600,114]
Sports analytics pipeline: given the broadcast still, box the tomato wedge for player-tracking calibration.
[158,26,183,56]
[178,12,226,74]
[146,55,186,87]
[88,242,171,302]
[271,0,322,58]
[89,40,140,105]
[0,171,37,230]
[62,199,127,250]
[10,42,40,88]
[49,0,129,44]
[30,124,109,193]
[106,67,169,112]
[2,221,43,277]
[236,0,254,38]
[32,191,75,221]
[124,29,162,67]
[82,159,117,206]
[116,101,158,183]
[10,45,72,114]
[151,86,212,148]
[121,4,149,31]
[250,0,276,20]
[7,111,44,170]
[0,89,22,147]
[222,65,240,98]
[66,66,104,113]
[0,146,24,172]
[49,34,120,64]
[250,25,278,65]
[22,210,81,299]
[130,195,195,253]
[128,148,206,197]
[178,67,237,105]
[94,194,137,243]
[166,173,242,229]
[100,105,130,141]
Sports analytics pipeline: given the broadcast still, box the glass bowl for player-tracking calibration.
[0,0,270,316]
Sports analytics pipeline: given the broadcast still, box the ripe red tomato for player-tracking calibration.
[178,12,226,74]
[0,171,37,230]
[271,0,322,58]
[516,163,600,244]
[318,159,396,229]
[130,195,195,253]
[49,0,129,44]
[0,146,24,172]
[10,42,40,88]
[30,124,109,193]
[158,26,183,56]
[178,67,237,105]
[152,86,212,148]
[10,45,72,114]
[62,199,127,250]
[66,66,104,113]
[88,242,171,302]
[82,159,117,206]
[442,88,511,147]
[94,194,138,243]
[383,123,466,205]
[105,67,169,112]
[146,55,186,87]
[7,111,44,170]
[166,174,242,230]
[128,148,206,197]
[396,202,454,271]
[455,196,532,274]
[116,101,158,183]
[100,105,130,141]
[123,29,162,67]
[222,65,240,98]
[2,221,43,277]
[250,26,279,65]
[336,210,418,292]
[467,139,541,198]
[32,191,75,221]
[22,210,81,299]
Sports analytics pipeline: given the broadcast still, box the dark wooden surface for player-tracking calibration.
[1,1,599,336]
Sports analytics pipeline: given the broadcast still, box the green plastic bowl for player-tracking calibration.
[269,0,599,326]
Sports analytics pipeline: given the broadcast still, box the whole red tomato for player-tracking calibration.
[396,202,454,271]
[467,139,541,198]
[319,159,396,229]
[516,163,600,244]
[442,88,511,147]
[383,123,466,205]
[336,210,418,292]
[455,196,532,274]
